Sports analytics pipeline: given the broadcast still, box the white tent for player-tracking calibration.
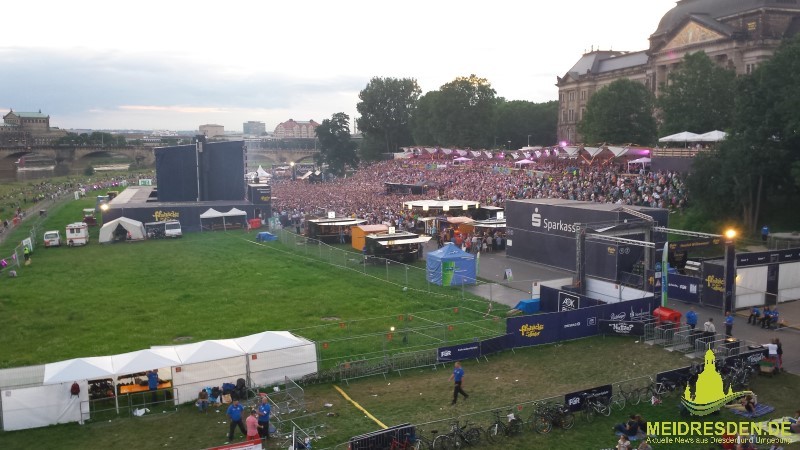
[43,357,115,384]
[163,339,248,404]
[200,208,222,219]
[627,157,652,171]
[256,165,270,177]
[110,348,181,375]
[453,157,472,165]
[200,208,247,231]
[234,331,318,387]
[607,146,629,157]
[584,147,604,158]
[514,159,535,166]
[658,131,700,143]
[98,217,146,243]
[696,130,727,142]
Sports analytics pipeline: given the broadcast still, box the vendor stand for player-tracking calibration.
[306,217,366,244]
[365,231,432,263]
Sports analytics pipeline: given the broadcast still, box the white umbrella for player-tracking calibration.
[658,131,700,143]
[695,130,727,142]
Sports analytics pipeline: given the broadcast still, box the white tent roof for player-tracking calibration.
[233,331,311,354]
[629,157,651,164]
[99,217,146,243]
[110,348,181,375]
[658,131,700,142]
[607,146,629,157]
[453,157,471,162]
[514,159,534,166]
[256,165,269,177]
[43,356,115,384]
[171,339,245,364]
[584,147,604,157]
[224,208,247,217]
[696,130,727,142]
[562,146,580,156]
[200,208,223,219]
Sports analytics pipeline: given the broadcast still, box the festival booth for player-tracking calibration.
[426,243,477,286]
[627,157,651,171]
[1,330,319,431]
[351,224,389,251]
[365,231,431,263]
[98,217,146,243]
[306,217,367,244]
[200,208,248,231]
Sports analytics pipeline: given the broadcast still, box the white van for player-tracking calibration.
[43,230,61,247]
[65,222,90,246]
[164,220,182,238]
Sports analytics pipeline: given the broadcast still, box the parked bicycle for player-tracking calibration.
[528,401,575,433]
[485,408,524,442]
[580,391,611,422]
[610,382,642,411]
[409,429,438,450]
[639,376,677,405]
[432,420,482,449]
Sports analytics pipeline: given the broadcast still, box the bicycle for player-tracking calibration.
[580,391,611,422]
[390,431,415,450]
[410,429,437,450]
[432,420,482,449]
[638,376,677,405]
[610,382,642,411]
[484,410,508,443]
[529,401,575,433]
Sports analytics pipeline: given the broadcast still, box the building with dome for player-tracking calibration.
[556,0,800,144]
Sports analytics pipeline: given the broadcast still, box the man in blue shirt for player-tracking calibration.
[448,361,469,405]
[257,396,271,442]
[226,399,246,443]
[748,306,761,325]
[147,369,159,404]
[724,311,734,337]
[761,306,773,329]
[685,307,698,330]
[761,225,769,242]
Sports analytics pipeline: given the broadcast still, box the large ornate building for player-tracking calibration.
[556,0,800,144]
[0,109,68,146]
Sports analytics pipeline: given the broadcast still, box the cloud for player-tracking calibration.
[0,48,365,129]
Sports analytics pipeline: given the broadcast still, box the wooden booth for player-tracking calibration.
[306,217,366,244]
[365,231,432,263]
[351,224,389,251]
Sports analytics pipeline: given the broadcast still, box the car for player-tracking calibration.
[43,230,61,247]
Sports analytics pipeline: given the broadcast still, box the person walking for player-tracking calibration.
[724,311,734,337]
[226,399,246,443]
[703,318,716,348]
[449,361,469,405]
[685,307,698,330]
[257,395,271,442]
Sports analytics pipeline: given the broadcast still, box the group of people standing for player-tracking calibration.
[224,396,272,444]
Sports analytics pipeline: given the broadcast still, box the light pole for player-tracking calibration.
[290,161,296,181]
[723,228,737,313]
[527,135,532,147]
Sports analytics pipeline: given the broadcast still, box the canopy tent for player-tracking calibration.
[453,156,471,162]
[200,208,248,231]
[233,331,318,386]
[256,165,270,177]
[584,147,605,158]
[562,146,580,157]
[513,159,534,166]
[110,348,181,375]
[627,157,651,171]
[43,357,115,384]
[445,216,475,224]
[607,146,629,157]
[98,217,146,243]
[696,130,727,142]
[658,131,700,143]
[426,243,476,286]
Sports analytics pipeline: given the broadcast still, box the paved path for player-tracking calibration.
[423,242,800,376]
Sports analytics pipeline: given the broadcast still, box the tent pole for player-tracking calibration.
[113,379,119,414]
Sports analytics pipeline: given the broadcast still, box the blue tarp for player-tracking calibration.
[514,299,540,314]
[256,232,278,242]
[426,243,476,286]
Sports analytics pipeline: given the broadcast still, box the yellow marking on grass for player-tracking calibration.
[333,384,387,429]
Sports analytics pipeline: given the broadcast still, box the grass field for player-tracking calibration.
[2,196,799,449]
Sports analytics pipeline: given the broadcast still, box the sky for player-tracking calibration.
[1,0,678,132]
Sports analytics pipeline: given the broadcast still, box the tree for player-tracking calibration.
[686,37,800,232]
[494,100,558,148]
[410,75,497,148]
[658,51,736,135]
[577,79,657,145]
[315,113,358,177]
[356,77,420,158]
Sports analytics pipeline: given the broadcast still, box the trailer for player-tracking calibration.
[65,222,90,246]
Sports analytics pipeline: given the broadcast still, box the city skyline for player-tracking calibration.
[1,0,676,131]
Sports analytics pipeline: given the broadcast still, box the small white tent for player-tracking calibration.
[99,217,146,243]
[696,130,727,142]
[658,131,700,143]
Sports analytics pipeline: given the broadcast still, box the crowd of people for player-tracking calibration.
[271,158,689,228]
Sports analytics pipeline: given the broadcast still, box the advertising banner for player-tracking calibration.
[436,342,481,362]
[558,308,599,341]
[737,249,800,267]
[564,384,612,412]
[601,297,655,322]
[558,291,581,311]
[506,313,560,348]
[725,347,768,368]
[667,273,701,303]
[598,320,645,336]
[701,262,724,308]
[480,334,511,356]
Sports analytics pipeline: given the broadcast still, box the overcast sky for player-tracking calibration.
[1,0,677,132]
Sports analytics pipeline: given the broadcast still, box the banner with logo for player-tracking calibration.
[667,273,701,303]
[725,347,767,368]
[507,313,560,347]
[558,308,599,341]
[600,297,655,322]
[701,262,724,308]
[436,342,480,362]
[558,291,580,311]
[564,384,612,412]
[598,320,645,336]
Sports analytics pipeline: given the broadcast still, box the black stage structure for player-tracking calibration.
[103,139,271,232]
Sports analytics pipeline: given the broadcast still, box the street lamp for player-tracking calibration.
[527,135,532,147]
[723,228,737,313]
[290,161,296,181]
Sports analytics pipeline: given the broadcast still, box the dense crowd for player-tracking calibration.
[271,158,689,226]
